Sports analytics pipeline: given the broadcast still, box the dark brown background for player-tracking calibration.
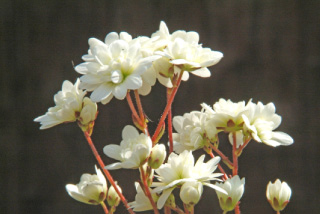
[1,0,319,213]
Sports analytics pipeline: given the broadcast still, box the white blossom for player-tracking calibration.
[243,101,294,147]
[128,182,159,212]
[151,21,223,87]
[172,111,213,153]
[215,175,245,212]
[103,125,152,170]
[34,79,97,129]
[148,144,167,169]
[65,166,107,205]
[266,179,291,212]
[152,150,225,209]
[75,32,159,104]
[202,99,249,133]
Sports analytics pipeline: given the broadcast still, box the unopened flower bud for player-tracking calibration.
[148,144,166,169]
[65,165,107,205]
[215,175,245,212]
[79,97,97,125]
[107,182,122,207]
[266,179,291,212]
[180,181,203,206]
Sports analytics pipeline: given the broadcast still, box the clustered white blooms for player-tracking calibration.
[65,166,107,205]
[152,150,226,209]
[34,79,97,130]
[215,175,245,212]
[34,21,295,213]
[103,125,152,170]
[266,179,292,212]
[172,111,213,153]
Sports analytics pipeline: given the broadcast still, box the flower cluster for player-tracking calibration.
[34,21,294,214]
[172,98,294,154]
[34,79,97,134]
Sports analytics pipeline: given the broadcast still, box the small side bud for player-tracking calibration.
[107,182,122,207]
[148,144,166,169]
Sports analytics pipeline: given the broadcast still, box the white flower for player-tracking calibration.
[202,99,249,133]
[128,182,159,212]
[266,179,292,211]
[103,125,152,169]
[215,175,245,212]
[34,79,97,129]
[148,144,167,169]
[172,111,214,153]
[151,21,223,87]
[243,101,294,147]
[180,181,203,205]
[152,150,225,209]
[75,32,159,104]
[65,166,107,205]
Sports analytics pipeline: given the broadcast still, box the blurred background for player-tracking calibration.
[1,0,319,213]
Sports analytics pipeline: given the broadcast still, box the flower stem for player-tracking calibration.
[209,144,233,169]
[100,201,109,214]
[169,206,185,214]
[232,132,238,176]
[232,133,240,214]
[134,90,149,136]
[164,206,172,214]
[139,166,159,214]
[183,204,190,214]
[277,211,280,214]
[83,132,135,214]
[134,90,144,122]
[209,151,228,180]
[126,92,144,128]
[152,71,183,144]
[167,88,173,154]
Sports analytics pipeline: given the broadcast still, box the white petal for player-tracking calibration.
[191,67,211,78]
[103,144,122,160]
[157,188,175,209]
[90,84,113,102]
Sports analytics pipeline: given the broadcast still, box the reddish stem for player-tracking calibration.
[134,90,144,122]
[209,151,228,180]
[140,166,159,214]
[209,144,233,168]
[126,92,143,127]
[152,72,183,144]
[164,206,171,214]
[134,90,149,136]
[83,132,135,214]
[101,202,109,214]
[167,88,173,154]
[232,132,238,176]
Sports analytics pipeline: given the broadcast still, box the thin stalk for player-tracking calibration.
[83,132,135,214]
[134,90,149,136]
[139,166,159,214]
[134,90,144,122]
[232,132,238,176]
[277,211,280,214]
[167,88,173,154]
[183,204,190,214]
[152,71,183,144]
[209,144,233,168]
[164,206,172,214]
[126,92,143,127]
[209,151,228,180]
[100,201,109,214]
[169,206,185,214]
